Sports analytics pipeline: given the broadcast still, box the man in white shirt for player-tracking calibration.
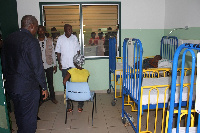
[55,24,80,90]
[38,25,58,104]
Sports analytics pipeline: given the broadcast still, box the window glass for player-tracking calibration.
[42,4,119,57]
[82,5,118,56]
[43,5,80,48]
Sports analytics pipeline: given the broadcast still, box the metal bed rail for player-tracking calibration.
[167,43,200,133]
[122,38,143,133]
[160,36,178,60]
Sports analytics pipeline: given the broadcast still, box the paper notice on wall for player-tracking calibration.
[128,39,134,67]
[195,52,200,114]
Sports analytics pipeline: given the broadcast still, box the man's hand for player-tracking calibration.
[57,53,62,71]
[63,72,70,85]
[53,66,57,73]
[63,79,66,86]
[42,90,48,100]
[59,63,62,71]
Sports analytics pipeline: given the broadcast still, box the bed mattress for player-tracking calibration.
[172,127,197,133]
[127,76,196,105]
[116,62,123,70]
[116,62,123,75]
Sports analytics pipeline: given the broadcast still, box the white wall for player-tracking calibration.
[16,0,200,32]
[165,0,200,29]
[122,0,165,29]
[16,0,165,30]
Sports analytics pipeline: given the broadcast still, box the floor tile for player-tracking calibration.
[10,93,135,133]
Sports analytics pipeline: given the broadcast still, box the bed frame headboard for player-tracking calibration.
[160,36,178,60]
[122,38,143,133]
[167,43,200,133]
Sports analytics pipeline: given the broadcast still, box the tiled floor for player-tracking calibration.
[10,93,135,133]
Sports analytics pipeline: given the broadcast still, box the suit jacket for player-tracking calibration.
[1,28,47,94]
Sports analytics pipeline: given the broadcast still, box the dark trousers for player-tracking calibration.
[62,68,71,90]
[45,67,55,100]
[62,68,84,109]
[9,89,40,133]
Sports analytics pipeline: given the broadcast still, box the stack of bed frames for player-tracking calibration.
[121,37,198,133]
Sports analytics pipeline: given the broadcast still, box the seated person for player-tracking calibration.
[63,54,90,112]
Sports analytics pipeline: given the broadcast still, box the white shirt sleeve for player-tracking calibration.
[55,36,61,53]
[73,35,81,52]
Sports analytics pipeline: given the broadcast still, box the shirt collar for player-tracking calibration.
[63,33,72,39]
[19,28,32,36]
[38,36,47,42]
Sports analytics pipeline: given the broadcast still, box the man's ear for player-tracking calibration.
[29,23,34,30]
[27,23,33,32]
[28,24,35,35]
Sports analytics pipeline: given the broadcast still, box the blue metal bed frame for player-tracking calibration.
[122,38,143,132]
[160,36,178,60]
[167,43,200,133]
[108,37,116,93]
[108,36,178,107]
[108,37,119,106]
[121,37,189,133]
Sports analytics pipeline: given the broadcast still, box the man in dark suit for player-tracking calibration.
[1,15,48,133]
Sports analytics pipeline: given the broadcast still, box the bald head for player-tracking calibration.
[21,15,38,36]
[21,15,38,29]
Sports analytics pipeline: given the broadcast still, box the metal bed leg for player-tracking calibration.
[65,100,67,124]
[197,114,200,133]
[71,100,73,111]
[107,70,111,94]
[111,99,116,106]
[92,93,97,126]
[92,94,95,126]
[94,93,97,113]
[92,100,94,126]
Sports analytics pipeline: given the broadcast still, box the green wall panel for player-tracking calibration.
[121,29,164,57]
[164,27,200,40]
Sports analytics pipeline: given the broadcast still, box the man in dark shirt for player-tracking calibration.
[1,15,48,133]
